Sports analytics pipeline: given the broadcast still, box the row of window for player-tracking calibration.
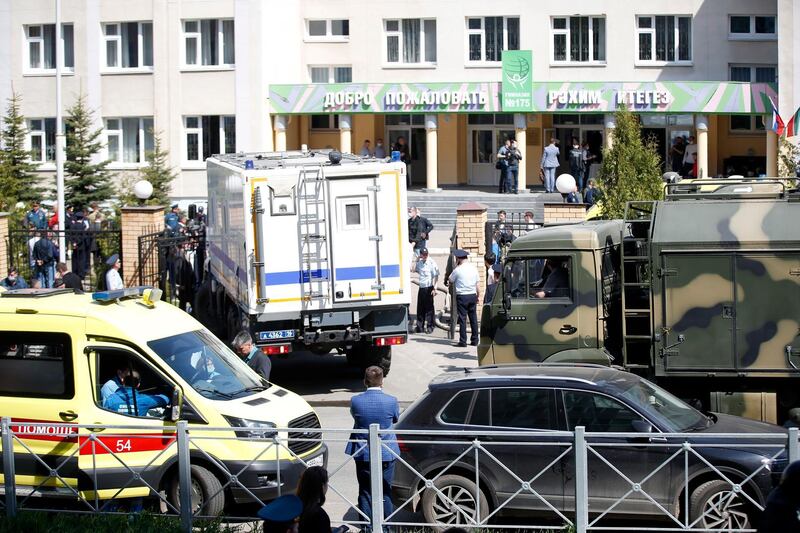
[25,19,234,73]
[24,13,776,74]
[27,116,236,165]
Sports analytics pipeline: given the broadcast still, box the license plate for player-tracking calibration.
[259,330,295,341]
[306,455,324,468]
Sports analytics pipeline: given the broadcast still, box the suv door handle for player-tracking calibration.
[559,325,577,335]
[59,410,78,421]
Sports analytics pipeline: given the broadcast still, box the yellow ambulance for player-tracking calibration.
[0,287,326,514]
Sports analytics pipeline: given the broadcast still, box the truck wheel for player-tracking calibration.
[168,464,225,517]
[421,474,488,528]
[689,480,752,530]
[367,345,392,376]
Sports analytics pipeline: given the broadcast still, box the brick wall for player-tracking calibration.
[543,203,587,225]
[456,202,488,310]
[0,213,8,277]
[120,206,165,287]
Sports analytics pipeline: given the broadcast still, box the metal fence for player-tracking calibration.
[0,417,797,532]
[484,217,544,265]
[137,229,204,309]
[7,228,122,292]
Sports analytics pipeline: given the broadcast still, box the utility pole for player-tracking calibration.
[55,0,66,262]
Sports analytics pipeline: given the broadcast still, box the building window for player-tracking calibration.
[384,18,437,65]
[729,15,776,40]
[105,118,154,164]
[309,66,352,83]
[27,118,56,163]
[551,16,606,63]
[305,19,349,40]
[103,22,153,70]
[729,65,776,132]
[184,116,235,162]
[465,16,520,63]
[310,115,340,130]
[183,19,235,67]
[636,15,692,64]
[24,24,74,73]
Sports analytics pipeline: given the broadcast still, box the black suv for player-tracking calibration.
[392,364,787,529]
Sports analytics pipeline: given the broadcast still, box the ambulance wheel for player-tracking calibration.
[168,464,225,517]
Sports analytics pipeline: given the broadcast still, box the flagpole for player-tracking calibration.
[55,0,66,262]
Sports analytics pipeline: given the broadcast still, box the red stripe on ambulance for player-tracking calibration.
[78,434,177,455]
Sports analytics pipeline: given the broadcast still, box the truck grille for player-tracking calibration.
[288,412,322,456]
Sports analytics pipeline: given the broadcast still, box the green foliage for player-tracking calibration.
[0,91,40,210]
[64,93,115,211]
[778,135,799,185]
[119,130,176,207]
[0,511,245,533]
[596,107,664,219]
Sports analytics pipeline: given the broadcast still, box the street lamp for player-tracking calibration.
[133,180,154,205]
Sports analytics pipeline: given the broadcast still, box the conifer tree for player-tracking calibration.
[64,93,114,210]
[0,91,40,210]
[139,129,177,206]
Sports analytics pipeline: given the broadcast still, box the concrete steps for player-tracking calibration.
[407,190,564,229]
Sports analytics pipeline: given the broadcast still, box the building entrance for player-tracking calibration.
[386,115,426,187]
[467,113,516,186]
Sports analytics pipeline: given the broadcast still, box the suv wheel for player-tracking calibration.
[421,474,488,528]
[690,479,751,530]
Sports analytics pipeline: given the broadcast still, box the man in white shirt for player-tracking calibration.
[522,211,541,235]
[105,253,124,290]
[413,248,439,334]
[447,249,479,347]
[682,136,697,177]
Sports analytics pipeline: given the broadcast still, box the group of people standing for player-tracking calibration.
[669,135,699,177]
[496,138,523,194]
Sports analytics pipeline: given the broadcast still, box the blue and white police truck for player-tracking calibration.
[198,150,411,374]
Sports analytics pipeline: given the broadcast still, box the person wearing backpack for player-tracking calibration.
[569,137,585,191]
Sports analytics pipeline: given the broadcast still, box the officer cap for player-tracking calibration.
[171,203,179,209]
[256,494,302,522]
[419,248,428,255]
[491,263,503,274]
[453,249,468,259]
[198,206,204,212]
[106,254,120,266]
[74,211,84,219]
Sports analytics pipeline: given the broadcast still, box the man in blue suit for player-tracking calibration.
[345,366,400,526]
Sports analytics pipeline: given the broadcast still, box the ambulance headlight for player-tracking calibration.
[224,416,277,440]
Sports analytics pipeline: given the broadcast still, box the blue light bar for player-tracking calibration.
[92,286,151,302]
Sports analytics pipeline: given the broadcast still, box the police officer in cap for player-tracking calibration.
[447,249,479,347]
[258,494,302,533]
[165,204,180,235]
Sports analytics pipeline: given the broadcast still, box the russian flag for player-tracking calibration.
[770,98,785,136]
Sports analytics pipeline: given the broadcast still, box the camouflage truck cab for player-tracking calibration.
[480,181,800,422]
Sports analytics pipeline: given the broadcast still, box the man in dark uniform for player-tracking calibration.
[69,211,90,279]
[164,204,180,235]
[483,263,503,304]
[232,330,271,381]
[758,460,800,532]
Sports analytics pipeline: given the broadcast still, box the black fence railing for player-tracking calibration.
[138,228,205,310]
[484,215,542,264]
[7,228,122,292]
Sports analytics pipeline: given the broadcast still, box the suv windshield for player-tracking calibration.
[148,329,269,400]
[619,378,709,432]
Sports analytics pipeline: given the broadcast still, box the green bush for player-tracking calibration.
[0,511,248,533]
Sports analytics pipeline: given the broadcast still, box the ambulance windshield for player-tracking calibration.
[149,329,270,400]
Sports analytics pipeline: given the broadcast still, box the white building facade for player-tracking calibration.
[0,0,792,199]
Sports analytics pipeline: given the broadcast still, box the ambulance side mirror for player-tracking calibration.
[170,386,183,422]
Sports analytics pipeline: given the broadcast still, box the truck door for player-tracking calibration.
[662,254,735,370]
[328,176,382,303]
[490,254,582,362]
[734,254,800,372]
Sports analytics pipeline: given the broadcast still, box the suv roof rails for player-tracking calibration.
[0,288,75,298]
[465,362,612,373]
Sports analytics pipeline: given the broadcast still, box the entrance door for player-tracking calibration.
[555,127,603,179]
[468,128,515,186]
[328,177,381,302]
[641,128,667,171]
[387,127,426,187]
[662,254,735,370]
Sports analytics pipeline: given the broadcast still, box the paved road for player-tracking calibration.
[269,327,479,526]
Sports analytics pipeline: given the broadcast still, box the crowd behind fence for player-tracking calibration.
[0,418,797,533]
[6,228,122,292]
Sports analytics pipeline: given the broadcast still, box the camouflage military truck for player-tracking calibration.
[479,180,800,422]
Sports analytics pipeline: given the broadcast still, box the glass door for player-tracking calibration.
[468,128,515,186]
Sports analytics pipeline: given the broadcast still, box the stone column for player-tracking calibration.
[767,128,779,177]
[423,114,441,192]
[514,113,528,193]
[121,205,165,287]
[696,115,709,179]
[456,202,488,311]
[339,114,352,154]
[273,115,288,152]
[0,212,8,277]
[604,114,616,150]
